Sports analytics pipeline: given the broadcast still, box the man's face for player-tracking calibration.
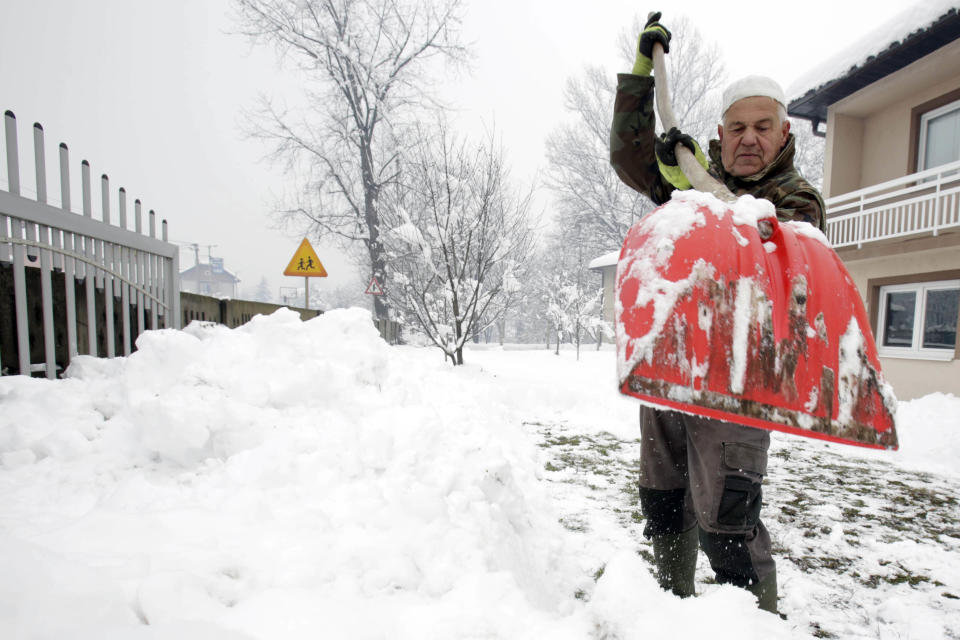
[718,96,790,177]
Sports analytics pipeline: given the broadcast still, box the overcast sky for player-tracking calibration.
[0,0,917,302]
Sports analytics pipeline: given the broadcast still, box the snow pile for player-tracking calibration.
[0,309,588,639]
[892,392,960,477]
[5,307,956,638]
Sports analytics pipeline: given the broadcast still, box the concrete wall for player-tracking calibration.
[1,263,163,375]
[823,113,864,198]
[180,292,321,329]
[179,294,400,343]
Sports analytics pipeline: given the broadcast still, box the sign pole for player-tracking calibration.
[283,238,328,311]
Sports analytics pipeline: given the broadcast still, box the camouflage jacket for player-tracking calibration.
[610,74,826,233]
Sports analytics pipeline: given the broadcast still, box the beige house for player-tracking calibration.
[592,4,960,400]
[788,4,960,400]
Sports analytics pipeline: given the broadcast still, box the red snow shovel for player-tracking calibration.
[615,40,898,450]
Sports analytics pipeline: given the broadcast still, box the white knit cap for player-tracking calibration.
[721,75,786,116]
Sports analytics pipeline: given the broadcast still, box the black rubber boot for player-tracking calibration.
[747,566,778,614]
[650,525,698,597]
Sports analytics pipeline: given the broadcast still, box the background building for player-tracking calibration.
[180,257,240,298]
[789,4,960,400]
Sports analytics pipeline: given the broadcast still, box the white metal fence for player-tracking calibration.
[825,159,960,248]
[1,110,180,378]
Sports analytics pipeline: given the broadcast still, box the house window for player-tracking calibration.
[877,280,959,360]
[918,98,960,172]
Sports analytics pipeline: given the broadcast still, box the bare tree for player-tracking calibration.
[231,0,468,322]
[546,15,725,256]
[789,118,825,191]
[384,121,535,365]
[616,15,726,143]
[545,66,652,250]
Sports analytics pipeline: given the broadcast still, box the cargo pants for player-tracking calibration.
[638,405,775,587]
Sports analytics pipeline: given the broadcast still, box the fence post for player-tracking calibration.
[101,174,115,357]
[119,187,132,355]
[59,143,78,360]
[135,199,145,336]
[5,112,31,375]
[34,123,57,378]
[163,219,180,329]
[81,159,97,356]
[4,111,19,195]
[149,210,157,329]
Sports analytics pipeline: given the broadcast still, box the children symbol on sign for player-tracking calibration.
[298,256,315,271]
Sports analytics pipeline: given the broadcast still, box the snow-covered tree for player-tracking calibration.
[249,276,273,303]
[231,0,468,323]
[384,120,534,365]
[542,271,604,358]
[305,279,368,311]
[534,213,609,357]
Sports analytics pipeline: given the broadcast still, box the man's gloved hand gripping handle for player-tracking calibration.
[632,12,671,76]
[655,127,710,191]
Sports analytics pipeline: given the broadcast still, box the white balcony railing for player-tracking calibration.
[825,159,960,249]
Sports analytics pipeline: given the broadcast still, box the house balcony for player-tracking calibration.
[825,159,960,249]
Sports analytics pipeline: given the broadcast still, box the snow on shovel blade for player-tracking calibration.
[615,190,898,450]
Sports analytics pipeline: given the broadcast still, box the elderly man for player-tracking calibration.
[608,13,826,613]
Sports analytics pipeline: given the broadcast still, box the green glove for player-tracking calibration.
[655,127,709,190]
[632,12,671,76]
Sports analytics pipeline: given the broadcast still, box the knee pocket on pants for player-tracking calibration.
[639,487,686,537]
[717,475,762,528]
[722,442,767,475]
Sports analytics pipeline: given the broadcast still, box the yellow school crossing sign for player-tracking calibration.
[284,238,328,277]
[283,238,327,309]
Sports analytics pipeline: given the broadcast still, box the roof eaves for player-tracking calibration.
[788,8,960,123]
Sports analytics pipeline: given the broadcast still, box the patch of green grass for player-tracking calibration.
[887,572,930,587]
[810,623,838,639]
[787,555,852,573]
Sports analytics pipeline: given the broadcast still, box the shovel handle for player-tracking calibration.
[651,42,736,204]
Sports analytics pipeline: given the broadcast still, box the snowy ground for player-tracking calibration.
[1,308,958,639]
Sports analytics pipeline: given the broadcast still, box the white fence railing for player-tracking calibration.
[1,110,180,378]
[825,159,960,249]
